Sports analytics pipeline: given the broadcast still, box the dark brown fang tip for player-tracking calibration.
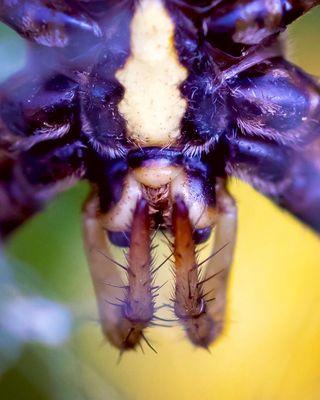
[172,196,216,348]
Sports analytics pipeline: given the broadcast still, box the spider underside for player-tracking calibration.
[0,0,320,351]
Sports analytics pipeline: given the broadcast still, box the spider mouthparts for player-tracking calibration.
[84,176,237,352]
[172,196,217,347]
[83,195,155,352]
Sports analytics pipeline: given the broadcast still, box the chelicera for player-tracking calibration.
[0,0,320,351]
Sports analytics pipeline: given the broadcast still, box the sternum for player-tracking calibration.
[115,0,187,147]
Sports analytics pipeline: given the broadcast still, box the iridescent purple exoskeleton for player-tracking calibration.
[0,0,319,351]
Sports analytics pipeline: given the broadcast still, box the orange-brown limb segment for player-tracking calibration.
[123,197,155,330]
[172,196,215,347]
[83,193,154,351]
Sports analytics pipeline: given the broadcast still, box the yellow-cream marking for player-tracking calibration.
[133,164,182,188]
[116,0,187,147]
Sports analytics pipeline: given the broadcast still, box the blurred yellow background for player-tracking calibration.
[1,6,320,400]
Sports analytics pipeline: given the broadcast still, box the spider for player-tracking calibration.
[0,0,319,352]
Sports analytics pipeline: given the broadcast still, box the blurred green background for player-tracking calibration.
[1,6,320,400]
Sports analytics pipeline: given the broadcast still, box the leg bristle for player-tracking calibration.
[95,249,129,272]
[141,332,158,354]
[197,242,229,268]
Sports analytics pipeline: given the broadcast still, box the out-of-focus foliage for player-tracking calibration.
[1,7,320,400]
[0,25,26,82]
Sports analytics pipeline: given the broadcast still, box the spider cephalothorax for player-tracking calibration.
[0,0,320,351]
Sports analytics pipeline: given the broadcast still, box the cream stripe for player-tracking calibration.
[116,0,187,147]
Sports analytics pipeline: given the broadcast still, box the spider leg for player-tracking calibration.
[0,0,101,48]
[206,0,320,53]
[225,57,320,233]
[0,68,80,146]
[83,193,130,350]
[201,181,237,340]
[0,139,84,239]
[0,151,40,239]
[0,70,84,239]
[226,134,320,233]
[227,57,320,146]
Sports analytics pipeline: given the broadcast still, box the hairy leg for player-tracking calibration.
[0,64,84,239]
[226,134,320,233]
[228,57,320,145]
[0,0,101,48]
[83,193,128,349]
[0,139,84,240]
[205,0,320,52]
[226,57,320,233]
[202,181,237,339]
[0,152,43,239]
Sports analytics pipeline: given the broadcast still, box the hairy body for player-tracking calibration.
[0,0,319,351]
